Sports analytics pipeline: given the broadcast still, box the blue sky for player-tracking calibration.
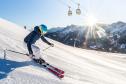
[0,0,126,28]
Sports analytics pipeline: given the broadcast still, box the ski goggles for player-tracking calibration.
[39,26,47,35]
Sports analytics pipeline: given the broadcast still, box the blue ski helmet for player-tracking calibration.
[39,24,48,34]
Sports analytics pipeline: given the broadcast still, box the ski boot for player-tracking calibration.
[38,58,45,64]
[33,58,45,64]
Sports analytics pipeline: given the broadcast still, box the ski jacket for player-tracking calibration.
[24,26,51,54]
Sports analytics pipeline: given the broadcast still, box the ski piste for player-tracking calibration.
[33,58,64,79]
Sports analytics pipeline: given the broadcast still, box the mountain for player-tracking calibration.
[46,22,126,53]
[46,25,86,47]
[106,21,126,34]
[106,21,126,51]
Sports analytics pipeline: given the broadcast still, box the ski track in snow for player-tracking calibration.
[0,18,126,84]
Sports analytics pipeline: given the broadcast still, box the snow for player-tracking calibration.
[0,18,126,84]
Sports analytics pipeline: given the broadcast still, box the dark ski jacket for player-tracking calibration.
[24,26,51,54]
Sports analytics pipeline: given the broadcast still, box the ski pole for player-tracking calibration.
[42,46,52,51]
[4,49,6,59]
[6,49,28,56]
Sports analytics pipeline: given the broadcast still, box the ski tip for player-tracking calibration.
[59,75,64,79]
[61,71,64,74]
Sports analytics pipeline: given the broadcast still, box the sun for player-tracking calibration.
[86,15,98,26]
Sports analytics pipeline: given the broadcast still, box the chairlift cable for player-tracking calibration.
[71,0,79,5]
[55,0,73,16]
[55,0,70,7]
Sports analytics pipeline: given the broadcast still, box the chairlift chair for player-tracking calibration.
[68,6,72,16]
[76,3,81,15]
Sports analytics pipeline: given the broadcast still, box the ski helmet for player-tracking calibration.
[39,24,48,34]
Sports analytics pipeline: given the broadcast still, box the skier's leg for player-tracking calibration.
[31,44,46,64]
[31,44,42,59]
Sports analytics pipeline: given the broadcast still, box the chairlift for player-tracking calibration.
[76,3,81,15]
[68,6,72,16]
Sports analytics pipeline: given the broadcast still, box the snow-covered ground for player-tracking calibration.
[0,18,126,84]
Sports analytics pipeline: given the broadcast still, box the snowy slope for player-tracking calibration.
[0,18,126,84]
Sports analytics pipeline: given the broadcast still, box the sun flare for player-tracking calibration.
[86,15,98,26]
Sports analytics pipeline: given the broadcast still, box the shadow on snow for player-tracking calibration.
[0,58,31,80]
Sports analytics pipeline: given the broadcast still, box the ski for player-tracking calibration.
[48,65,64,74]
[47,67,64,78]
[33,58,64,79]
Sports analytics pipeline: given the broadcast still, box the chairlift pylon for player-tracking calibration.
[68,6,72,16]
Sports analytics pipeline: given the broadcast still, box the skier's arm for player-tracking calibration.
[41,36,51,45]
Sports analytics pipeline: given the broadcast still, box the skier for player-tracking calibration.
[24,24,54,61]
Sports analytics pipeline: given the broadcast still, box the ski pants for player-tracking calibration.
[24,43,41,59]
